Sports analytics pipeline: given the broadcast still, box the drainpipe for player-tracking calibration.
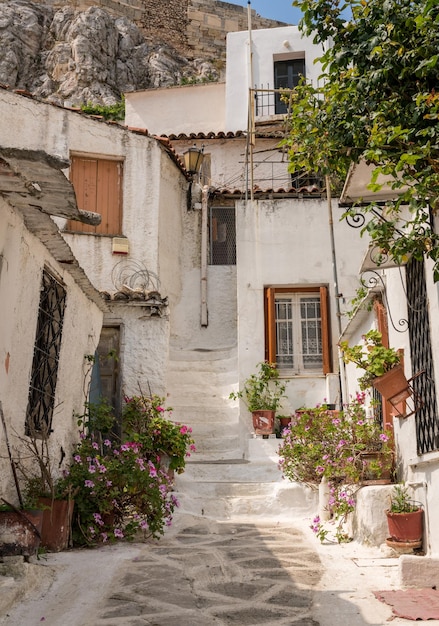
[247,1,255,201]
[326,174,347,406]
[201,185,209,327]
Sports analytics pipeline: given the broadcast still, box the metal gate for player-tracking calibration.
[406,258,439,453]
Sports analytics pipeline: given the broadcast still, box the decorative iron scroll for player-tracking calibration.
[360,269,408,333]
[345,211,366,228]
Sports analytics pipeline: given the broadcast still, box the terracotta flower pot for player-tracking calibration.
[386,507,424,544]
[38,498,74,552]
[372,364,411,403]
[278,416,292,429]
[252,410,275,435]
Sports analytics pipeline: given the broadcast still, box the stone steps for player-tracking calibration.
[167,347,316,520]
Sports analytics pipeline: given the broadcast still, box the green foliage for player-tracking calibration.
[287,0,439,280]
[388,483,421,513]
[345,282,372,320]
[180,74,216,85]
[339,330,401,389]
[80,97,125,121]
[229,362,286,412]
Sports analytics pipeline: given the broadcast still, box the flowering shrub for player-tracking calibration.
[61,394,195,546]
[278,394,393,542]
[122,394,196,473]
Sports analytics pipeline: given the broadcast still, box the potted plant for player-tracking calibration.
[229,362,286,434]
[385,483,424,549]
[339,330,410,403]
[13,423,74,553]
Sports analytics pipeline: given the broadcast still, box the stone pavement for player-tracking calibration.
[1,511,438,626]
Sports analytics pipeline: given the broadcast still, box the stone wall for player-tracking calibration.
[31,0,287,60]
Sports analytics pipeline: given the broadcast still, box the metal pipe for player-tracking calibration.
[201,185,209,327]
[247,1,255,201]
[326,175,347,406]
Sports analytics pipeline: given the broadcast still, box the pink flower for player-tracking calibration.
[92,442,99,450]
[114,528,124,538]
[180,425,188,434]
[379,433,389,442]
[85,480,94,488]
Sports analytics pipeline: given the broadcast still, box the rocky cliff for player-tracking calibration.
[0,0,221,106]
[0,0,287,107]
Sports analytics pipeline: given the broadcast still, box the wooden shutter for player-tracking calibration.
[67,156,122,235]
[320,285,332,374]
[265,287,276,364]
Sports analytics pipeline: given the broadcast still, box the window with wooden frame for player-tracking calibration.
[273,53,305,114]
[265,286,331,375]
[66,155,123,235]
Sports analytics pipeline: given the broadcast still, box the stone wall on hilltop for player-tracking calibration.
[24,0,288,60]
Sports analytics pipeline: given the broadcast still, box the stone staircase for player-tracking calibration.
[166,347,317,521]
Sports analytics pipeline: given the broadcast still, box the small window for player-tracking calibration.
[67,155,123,235]
[274,58,305,114]
[209,207,236,265]
[265,286,331,375]
[26,269,66,435]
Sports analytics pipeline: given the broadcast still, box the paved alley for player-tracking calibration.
[1,511,436,626]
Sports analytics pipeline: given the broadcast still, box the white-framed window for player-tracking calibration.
[265,286,331,375]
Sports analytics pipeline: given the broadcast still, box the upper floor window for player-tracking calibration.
[274,55,305,114]
[26,269,66,435]
[209,207,236,265]
[265,286,331,375]
[67,155,123,235]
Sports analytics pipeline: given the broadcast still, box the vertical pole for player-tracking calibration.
[247,1,255,201]
[201,185,209,327]
[326,174,347,406]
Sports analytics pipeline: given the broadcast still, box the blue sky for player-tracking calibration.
[232,1,302,25]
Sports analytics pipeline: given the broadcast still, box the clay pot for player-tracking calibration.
[0,508,43,557]
[252,410,275,435]
[38,498,74,552]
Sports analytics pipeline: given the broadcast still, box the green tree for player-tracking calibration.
[284,0,439,279]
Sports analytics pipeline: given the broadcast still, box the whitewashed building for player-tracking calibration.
[0,143,105,503]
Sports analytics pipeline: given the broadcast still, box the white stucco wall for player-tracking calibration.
[125,82,226,136]
[0,88,190,401]
[0,199,103,504]
[235,197,366,416]
[225,26,325,132]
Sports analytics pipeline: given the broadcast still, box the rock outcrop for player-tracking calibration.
[0,0,220,106]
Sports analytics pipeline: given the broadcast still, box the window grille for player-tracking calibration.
[209,207,236,265]
[26,270,66,435]
[275,294,323,373]
[406,258,439,453]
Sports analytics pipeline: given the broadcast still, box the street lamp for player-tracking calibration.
[183,145,204,177]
